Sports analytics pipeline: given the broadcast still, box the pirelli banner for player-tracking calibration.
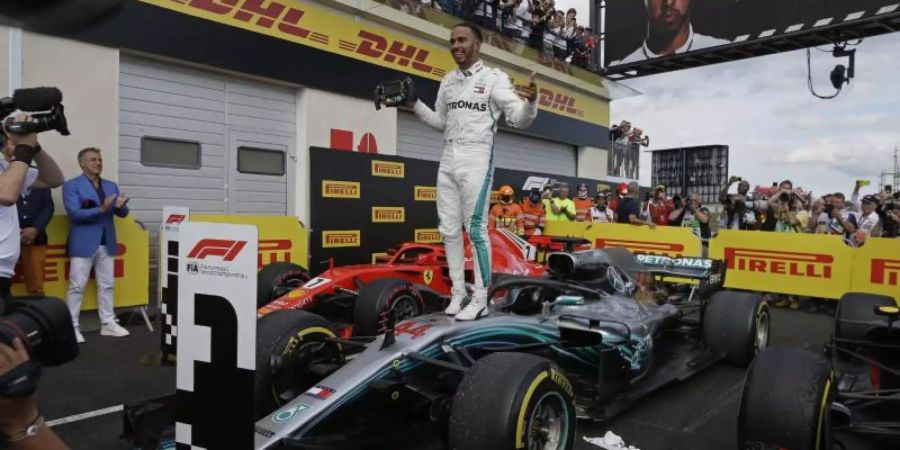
[310,147,611,266]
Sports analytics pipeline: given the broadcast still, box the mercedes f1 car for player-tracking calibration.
[253,247,770,449]
[738,292,900,450]
[255,229,546,337]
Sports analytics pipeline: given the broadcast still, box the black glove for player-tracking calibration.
[10,144,40,166]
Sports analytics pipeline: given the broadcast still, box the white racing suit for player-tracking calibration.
[414,60,538,319]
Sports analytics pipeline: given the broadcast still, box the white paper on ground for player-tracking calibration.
[583,431,642,450]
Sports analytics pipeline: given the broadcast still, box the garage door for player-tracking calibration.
[119,55,296,296]
[396,110,576,176]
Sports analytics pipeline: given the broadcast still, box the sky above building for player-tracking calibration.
[611,31,900,197]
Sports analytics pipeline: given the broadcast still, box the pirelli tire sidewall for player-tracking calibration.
[353,278,426,336]
[703,290,769,367]
[448,352,576,450]
[257,261,311,309]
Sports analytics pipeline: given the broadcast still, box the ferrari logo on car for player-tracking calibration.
[423,269,434,285]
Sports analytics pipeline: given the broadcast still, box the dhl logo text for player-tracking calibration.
[594,239,685,257]
[170,0,328,44]
[343,30,444,77]
[871,258,900,286]
[12,244,127,283]
[188,239,248,261]
[415,186,437,201]
[371,160,405,178]
[372,207,405,223]
[323,230,361,248]
[538,89,583,117]
[724,248,833,279]
[322,180,361,199]
[258,239,293,269]
[415,229,442,243]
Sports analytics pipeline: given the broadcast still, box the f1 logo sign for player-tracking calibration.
[188,239,248,261]
[166,214,186,224]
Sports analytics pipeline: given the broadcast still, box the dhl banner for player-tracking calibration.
[709,231,854,299]
[544,222,703,258]
[191,214,309,269]
[11,216,149,310]
[139,0,609,126]
[849,237,900,299]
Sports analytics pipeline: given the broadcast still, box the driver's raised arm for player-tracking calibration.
[413,79,448,131]
[491,72,538,129]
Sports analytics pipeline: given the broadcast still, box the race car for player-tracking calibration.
[252,247,770,448]
[255,228,546,337]
[738,292,899,450]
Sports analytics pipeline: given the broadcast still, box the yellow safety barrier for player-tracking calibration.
[709,230,854,299]
[191,214,309,269]
[10,215,149,309]
[848,237,900,299]
[543,222,898,300]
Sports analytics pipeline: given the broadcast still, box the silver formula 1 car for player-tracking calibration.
[253,247,770,450]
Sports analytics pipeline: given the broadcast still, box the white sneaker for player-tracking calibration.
[100,321,130,337]
[455,289,489,321]
[74,327,86,344]
[445,287,467,315]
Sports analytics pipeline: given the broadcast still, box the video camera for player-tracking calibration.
[0,86,70,136]
[0,297,79,398]
[374,77,416,110]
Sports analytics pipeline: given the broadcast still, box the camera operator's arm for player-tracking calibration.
[0,339,71,450]
[0,126,39,206]
[831,209,857,234]
[668,206,684,224]
[719,177,738,204]
[807,200,824,233]
[694,206,710,224]
[28,151,63,190]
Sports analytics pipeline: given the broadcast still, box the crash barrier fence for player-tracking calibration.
[157,209,310,359]
[544,222,900,300]
[9,215,149,310]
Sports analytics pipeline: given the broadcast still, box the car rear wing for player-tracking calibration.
[634,254,726,293]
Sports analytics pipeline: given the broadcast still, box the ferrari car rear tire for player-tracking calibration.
[703,291,769,366]
[834,292,896,360]
[257,261,310,308]
[448,352,576,450]
[738,347,832,450]
[255,309,342,419]
[353,278,425,336]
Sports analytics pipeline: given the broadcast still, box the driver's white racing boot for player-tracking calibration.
[445,286,467,315]
[455,288,489,321]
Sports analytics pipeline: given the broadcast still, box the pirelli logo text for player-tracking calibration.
[372,252,390,264]
[871,258,900,286]
[322,230,361,248]
[594,239,685,258]
[371,160,405,178]
[372,207,405,223]
[322,180,360,199]
[415,229,442,243]
[258,239,293,269]
[724,248,833,279]
[415,186,437,201]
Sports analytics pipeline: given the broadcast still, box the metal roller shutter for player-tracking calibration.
[119,55,296,297]
[396,110,576,176]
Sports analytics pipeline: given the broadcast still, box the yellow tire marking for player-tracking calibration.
[515,370,549,448]
[815,376,833,450]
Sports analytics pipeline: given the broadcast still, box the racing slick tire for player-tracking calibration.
[834,292,896,360]
[255,309,342,419]
[257,261,310,308]
[353,278,425,336]
[738,347,833,450]
[703,291,769,366]
[448,352,576,450]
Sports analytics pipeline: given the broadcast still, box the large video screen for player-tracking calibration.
[605,0,900,68]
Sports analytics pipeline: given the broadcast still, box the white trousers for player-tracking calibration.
[66,246,116,327]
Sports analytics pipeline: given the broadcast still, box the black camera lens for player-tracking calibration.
[0,297,79,366]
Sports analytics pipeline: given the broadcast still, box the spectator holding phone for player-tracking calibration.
[544,182,576,222]
[668,192,709,239]
[62,148,131,343]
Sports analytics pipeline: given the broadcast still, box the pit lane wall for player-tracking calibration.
[544,222,899,301]
[309,147,616,268]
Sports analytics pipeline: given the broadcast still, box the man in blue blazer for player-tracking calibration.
[63,147,131,343]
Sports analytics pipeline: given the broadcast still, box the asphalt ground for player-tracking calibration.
[34,305,873,450]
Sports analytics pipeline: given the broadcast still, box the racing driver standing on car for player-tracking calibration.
[404,22,539,320]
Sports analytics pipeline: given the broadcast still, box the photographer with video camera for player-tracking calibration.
[0,339,70,450]
[719,176,764,230]
[1,95,66,310]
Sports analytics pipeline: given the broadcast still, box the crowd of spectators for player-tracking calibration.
[488,176,900,244]
[417,0,598,69]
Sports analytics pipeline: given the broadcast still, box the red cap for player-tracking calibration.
[617,182,628,193]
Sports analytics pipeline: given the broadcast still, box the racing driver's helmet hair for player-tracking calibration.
[498,184,515,204]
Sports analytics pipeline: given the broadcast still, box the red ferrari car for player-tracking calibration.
[256,229,555,336]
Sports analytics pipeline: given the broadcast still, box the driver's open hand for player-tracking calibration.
[514,72,538,102]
